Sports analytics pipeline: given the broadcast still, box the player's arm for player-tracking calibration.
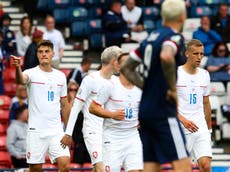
[89,101,125,120]
[11,55,29,84]
[120,57,143,89]
[60,97,71,127]
[160,44,177,103]
[60,98,85,148]
[203,96,212,130]
[178,114,199,133]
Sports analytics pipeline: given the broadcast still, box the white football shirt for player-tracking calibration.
[93,76,142,132]
[23,66,67,135]
[75,71,113,134]
[177,66,210,134]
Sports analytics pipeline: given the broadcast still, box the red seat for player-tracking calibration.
[0,151,12,168]
[4,82,17,97]
[0,110,10,125]
[0,95,11,109]
[60,69,71,78]
[69,163,81,172]
[0,123,7,136]
[42,163,58,172]
[3,68,16,82]
[83,162,92,172]
[0,136,7,151]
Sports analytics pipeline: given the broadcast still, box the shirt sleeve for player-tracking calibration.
[22,69,31,83]
[61,73,67,98]
[93,83,112,106]
[75,75,93,102]
[204,70,211,96]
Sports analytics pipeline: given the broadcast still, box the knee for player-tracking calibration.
[94,162,104,172]
[29,164,42,172]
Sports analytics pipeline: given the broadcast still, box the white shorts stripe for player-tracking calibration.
[168,117,187,159]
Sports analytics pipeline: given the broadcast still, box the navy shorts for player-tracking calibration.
[139,116,189,164]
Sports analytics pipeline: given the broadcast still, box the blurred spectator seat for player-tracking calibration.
[83,162,92,172]
[48,0,71,8]
[42,163,58,172]
[210,82,226,96]
[0,136,6,151]
[67,7,88,23]
[37,0,49,11]
[71,21,89,37]
[200,0,226,6]
[0,123,7,136]
[0,95,11,110]
[88,19,102,33]
[0,110,9,127]
[143,20,155,33]
[182,18,201,44]
[183,18,201,33]
[3,68,16,82]
[151,0,164,6]
[89,33,103,49]
[190,6,212,18]
[88,7,102,19]
[53,9,67,24]
[4,82,17,97]
[72,0,100,7]
[60,69,71,77]
[0,151,12,168]
[142,6,160,20]
[69,163,81,172]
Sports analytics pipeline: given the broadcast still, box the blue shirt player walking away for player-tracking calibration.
[121,0,192,172]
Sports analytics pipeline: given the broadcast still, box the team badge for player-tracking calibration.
[105,165,110,172]
[92,151,98,159]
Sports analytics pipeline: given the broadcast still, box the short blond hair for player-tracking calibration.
[101,46,122,64]
[161,0,186,23]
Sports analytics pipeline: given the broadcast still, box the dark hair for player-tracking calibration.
[110,0,121,8]
[20,16,32,36]
[212,42,229,57]
[81,57,92,65]
[14,104,28,119]
[37,40,54,50]
[118,52,129,64]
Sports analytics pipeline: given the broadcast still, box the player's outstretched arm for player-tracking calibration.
[89,101,125,120]
[11,55,28,84]
[120,57,143,89]
[60,98,84,148]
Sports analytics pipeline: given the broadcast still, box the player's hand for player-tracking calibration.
[166,89,178,106]
[60,134,72,149]
[182,118,199,133]
[11,55,21,68]
[111,109,125,120]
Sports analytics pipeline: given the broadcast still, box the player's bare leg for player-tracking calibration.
[128,169,142,172]
[29,164,42,172]
[56,156,70,172]
[93,162,104,172]
[143,162,160,172]
[172,157,192,172]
